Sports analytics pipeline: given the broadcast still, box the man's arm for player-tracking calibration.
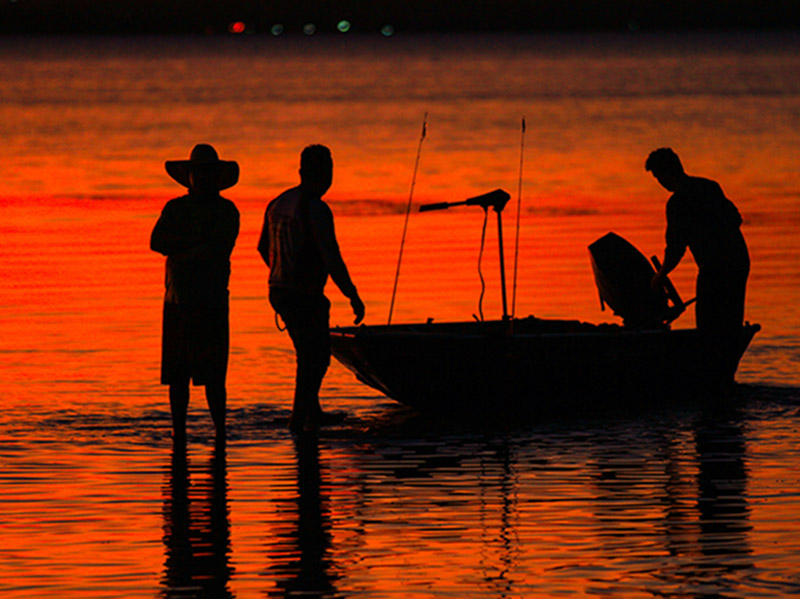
[257,204,271,267]
[199,203,239,260]
[185,203,239,262]
[151,201,239,262]
[308,202,365,324]
[150,202,198,256]
[652,198,687,289]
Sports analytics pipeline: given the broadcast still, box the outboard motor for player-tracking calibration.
[588,232,670,328]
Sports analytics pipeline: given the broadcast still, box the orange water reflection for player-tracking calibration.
[2,97,800,599]
[1,172,797,411]
[5,406,800,598]
[2,32,800,598]
[1,186,798,596]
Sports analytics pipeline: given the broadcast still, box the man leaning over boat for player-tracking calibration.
[646,147,750,394]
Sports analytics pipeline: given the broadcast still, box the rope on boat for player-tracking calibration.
[388,112,427,325]
[511,116,526,318]
[475,207,489,322]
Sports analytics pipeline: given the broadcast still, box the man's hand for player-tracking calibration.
[350,294,365,325]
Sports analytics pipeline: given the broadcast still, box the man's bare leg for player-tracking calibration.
[289,358,326,433]
[169,383,190,441]
[205,383,227,439]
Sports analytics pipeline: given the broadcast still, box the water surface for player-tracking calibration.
[1,31,799,598]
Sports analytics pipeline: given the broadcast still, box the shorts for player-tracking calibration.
[268,288,331,373]
[161,301,229,386]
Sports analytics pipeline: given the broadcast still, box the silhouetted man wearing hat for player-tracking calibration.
[258,145,365,433]
[647,147,750,392]
[152,143,240,442]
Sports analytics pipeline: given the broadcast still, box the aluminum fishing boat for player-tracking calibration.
[330,190,759,412]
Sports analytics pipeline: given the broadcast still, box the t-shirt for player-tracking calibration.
[258,186,357,298]
[151,194,239,306]
[665,176,749,272]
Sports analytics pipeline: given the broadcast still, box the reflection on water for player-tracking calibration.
[310,400,768,598]
[1,391,800,597]
[694,412,751,569]
[654,408,752,595]
[265,435,337,598]
[161,440,233,599]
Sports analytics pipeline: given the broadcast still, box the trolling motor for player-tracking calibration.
[420,188,511,213]
[420,189,512,320]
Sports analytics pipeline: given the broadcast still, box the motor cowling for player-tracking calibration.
[588,232,669,328]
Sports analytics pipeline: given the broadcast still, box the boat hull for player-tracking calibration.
[329,318,761,412]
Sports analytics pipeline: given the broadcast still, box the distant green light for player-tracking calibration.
[337,20,351,33]
[271,24,284,36]
[303,23,316,35]
[380,24,395,37]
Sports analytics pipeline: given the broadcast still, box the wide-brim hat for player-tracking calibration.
[165,143,239,191]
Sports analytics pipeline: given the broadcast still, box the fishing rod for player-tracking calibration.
[511,117,526,318]
[388,113,427,325]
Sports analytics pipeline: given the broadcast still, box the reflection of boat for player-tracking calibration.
[330,189,760,412]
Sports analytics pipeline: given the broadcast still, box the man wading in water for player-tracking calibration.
[647,147,750,394]
[259,145,365,433]
[151,144,240,442]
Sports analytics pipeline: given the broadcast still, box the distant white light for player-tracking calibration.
[380,24,395,37]
[303,23,316,35]
[271,24,284,36]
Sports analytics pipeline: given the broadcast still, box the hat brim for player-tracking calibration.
[165,160,240,191]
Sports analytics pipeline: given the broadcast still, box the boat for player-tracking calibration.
[330,189,760,412]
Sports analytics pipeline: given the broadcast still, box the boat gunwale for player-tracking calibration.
[331,321,761,340]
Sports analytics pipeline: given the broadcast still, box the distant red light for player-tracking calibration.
[229,21,246,34]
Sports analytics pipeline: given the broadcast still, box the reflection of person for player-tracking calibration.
[161,441,232,599]
[694,411,751,566]
[266,435,337,596]
[646,148,750,390]
[258,145,364,433]
[151,144,240,441]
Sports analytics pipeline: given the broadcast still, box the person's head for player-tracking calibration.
[188,161,221,196]
[166,144,239,197]
[645,147,685,192]
[299,144,333,197]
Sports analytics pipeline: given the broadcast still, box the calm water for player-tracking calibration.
[1,32,800,598]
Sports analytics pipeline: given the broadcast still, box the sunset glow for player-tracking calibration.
[1,31,799,598]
